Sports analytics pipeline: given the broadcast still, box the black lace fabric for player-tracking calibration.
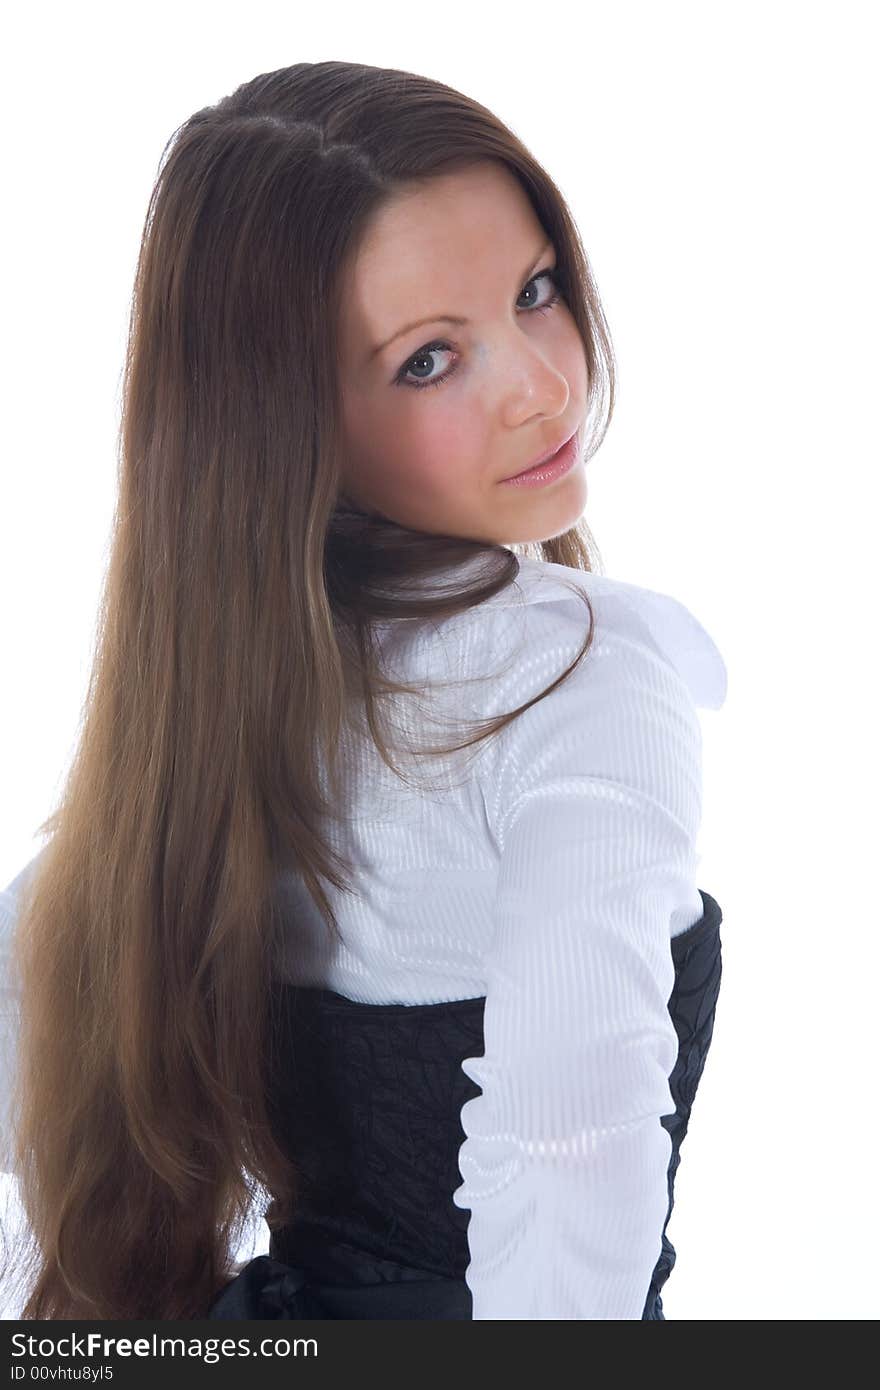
[208,889,723,1320]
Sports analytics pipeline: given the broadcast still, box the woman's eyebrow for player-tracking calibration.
[367,237,553,362]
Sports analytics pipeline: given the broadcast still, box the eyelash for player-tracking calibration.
[393,267,565,392]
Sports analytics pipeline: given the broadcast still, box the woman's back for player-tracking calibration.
[259,554,728,1317]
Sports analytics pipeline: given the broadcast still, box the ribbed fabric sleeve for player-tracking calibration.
[450,592,708,1318]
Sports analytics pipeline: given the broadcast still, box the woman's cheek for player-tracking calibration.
[563,324,590,394]
[412,451,464,499]
[428,395,482,466]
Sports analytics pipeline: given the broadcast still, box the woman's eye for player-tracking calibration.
[394,267,564,392]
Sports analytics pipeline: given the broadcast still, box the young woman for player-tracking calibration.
[0,60,727,1321]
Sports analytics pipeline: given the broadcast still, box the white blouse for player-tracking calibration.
[0,554,727,1319]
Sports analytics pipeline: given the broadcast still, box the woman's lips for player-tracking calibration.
[499,430,580,488]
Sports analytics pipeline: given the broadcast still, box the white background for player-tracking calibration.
[2,0,877,1320]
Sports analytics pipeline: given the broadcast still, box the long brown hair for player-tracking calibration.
[2,60,614,1319]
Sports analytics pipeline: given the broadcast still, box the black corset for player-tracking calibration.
[208,889,723,1320]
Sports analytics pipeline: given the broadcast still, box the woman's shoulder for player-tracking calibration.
[451,554,728,713]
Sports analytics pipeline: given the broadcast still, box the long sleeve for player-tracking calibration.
[451,593,708,1319]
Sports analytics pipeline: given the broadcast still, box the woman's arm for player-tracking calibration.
[453,597,708,1318]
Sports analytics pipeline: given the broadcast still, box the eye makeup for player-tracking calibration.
[393,267,565,392]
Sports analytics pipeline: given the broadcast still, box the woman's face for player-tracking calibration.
[336,160,589,545]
